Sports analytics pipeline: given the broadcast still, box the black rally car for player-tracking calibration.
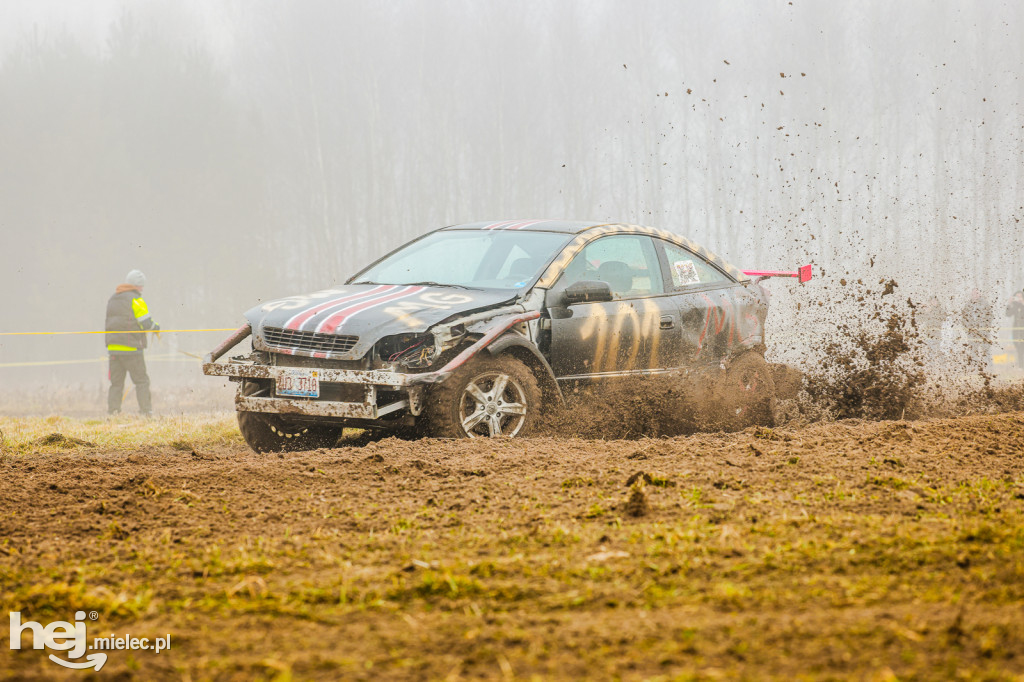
[203,221,809,451]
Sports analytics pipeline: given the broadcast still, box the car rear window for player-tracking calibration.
[659,241,730,289]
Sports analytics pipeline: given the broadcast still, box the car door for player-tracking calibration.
[654,239,765,365]
[545,234,681,379]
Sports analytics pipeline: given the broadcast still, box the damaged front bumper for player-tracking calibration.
[202,360,419,420]
[201,311,540,424]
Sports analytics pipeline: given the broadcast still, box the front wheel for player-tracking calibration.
[236,381,343,452]
[425,356,542,438]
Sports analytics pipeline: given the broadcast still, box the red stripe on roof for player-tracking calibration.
[504,220,547,230]
[482,220,518,231]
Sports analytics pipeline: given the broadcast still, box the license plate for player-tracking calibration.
[276,368,320,398]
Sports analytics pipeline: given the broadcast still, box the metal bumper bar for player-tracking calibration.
[203,325,252,364]
[236,395,408,419]
[203,362,410,386]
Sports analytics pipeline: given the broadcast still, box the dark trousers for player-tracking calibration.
[108,352,152,415]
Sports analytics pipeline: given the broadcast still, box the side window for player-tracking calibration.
[659,241,730,289]
[557,235,664,298]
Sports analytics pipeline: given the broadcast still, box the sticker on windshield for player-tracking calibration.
[672,260,700,286]
[513,280,527,288]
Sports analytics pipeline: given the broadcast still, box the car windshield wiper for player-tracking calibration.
[399,280,478,290]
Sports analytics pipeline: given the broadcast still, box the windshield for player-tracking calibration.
[353,230,572,290]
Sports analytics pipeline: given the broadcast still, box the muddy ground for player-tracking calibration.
[1,410,1023,680]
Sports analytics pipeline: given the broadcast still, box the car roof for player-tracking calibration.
[441,220,604,234]
[441,220,749,282]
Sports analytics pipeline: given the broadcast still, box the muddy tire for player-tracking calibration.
[724,351,777,429]
[237,382,343,452]
[424,355,542,438]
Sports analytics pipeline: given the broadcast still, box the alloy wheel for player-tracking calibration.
[458,371,529,437]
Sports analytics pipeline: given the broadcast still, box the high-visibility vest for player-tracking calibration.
[105,289,156,352]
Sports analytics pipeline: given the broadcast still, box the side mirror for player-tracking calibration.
[563,280,613,305]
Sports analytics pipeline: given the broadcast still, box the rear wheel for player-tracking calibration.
[724,351,777,429]
[425,356,542,438]
[236,381,343,452]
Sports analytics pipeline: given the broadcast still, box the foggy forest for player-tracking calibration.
[2,0,1023,399]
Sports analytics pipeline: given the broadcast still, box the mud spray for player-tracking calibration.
[537,278,1024,439]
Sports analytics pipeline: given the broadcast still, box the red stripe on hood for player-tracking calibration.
[285,285,393,330]
[300,286,406,333]
[315,286,426,335]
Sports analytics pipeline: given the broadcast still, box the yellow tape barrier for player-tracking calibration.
[0,353,201,369]
[0,328,236,336]
[1,357,107,368]
[1,325,1020,368]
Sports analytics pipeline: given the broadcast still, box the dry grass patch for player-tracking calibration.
[0,412,242,456]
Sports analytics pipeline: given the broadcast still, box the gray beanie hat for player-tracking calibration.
[125,270,146,288]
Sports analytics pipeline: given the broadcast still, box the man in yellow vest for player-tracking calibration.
[105,270,159,415]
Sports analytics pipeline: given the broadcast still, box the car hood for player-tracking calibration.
[244,284,517,360]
